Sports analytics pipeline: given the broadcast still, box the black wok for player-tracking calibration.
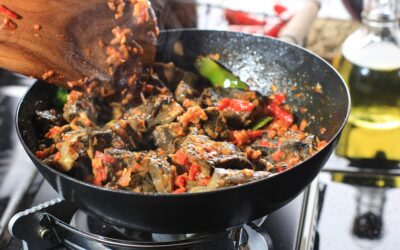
[16,30,350,234]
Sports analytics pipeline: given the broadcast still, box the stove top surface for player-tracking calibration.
[5,178,316,250]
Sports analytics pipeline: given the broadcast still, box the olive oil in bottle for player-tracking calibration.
[334,0,400,162]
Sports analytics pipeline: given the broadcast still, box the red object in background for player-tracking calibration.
[225,3,292,38]
[273,4,288,15]
[264,19,289,37]
[224,9,266,26]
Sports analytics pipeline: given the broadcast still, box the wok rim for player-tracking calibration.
[16,29,350,198]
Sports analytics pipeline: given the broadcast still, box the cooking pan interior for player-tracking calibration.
[156,30,349,141]
[17,30,349,233]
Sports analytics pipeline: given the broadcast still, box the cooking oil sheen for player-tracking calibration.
[334,42,400,161]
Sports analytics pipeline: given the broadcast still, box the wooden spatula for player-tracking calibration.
[0,0,158,89]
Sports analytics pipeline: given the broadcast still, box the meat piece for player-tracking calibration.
[143,153,175,193]
[174,72,200,104]
[100,149,157,193]
[250,132,318,172]
[124,94,184,132]
[200,88,258,128]
[35,109,64,134]
[153,98,184,126]
[153,62,205,103]
[100,149,175,193]
[190,168,271,192]
[63,90,99,123]
[53,129,112,172]
[153,62,184,91]
[202,107,230,140]
[172,135,253,177]
[152,122,187,154]
[200,87,257,107]
[102,120,140,150]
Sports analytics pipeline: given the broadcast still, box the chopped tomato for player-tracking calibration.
[218,98,255,112]
[232,130,250,146]
[174,173,188,189]
[270,93,286,106]
[68,90,81,104]
[173,187,187,194]
[92,158,108,186]
[92,151,114,186]
[188,164,201,181]
[95,151,114,164]
[318,140,328,149]
[35,151,45,159]
[267,103,294,125]
[260,141,273,147]
[217,98,231,110]
[272,150,285,162]
[35,145,56,160]
[173,149,190,167]
[232,130,264,146]
[246,130,264,139]
[45,126,62,139]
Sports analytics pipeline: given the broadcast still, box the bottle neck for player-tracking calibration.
[361,0,400,42]
[362,0,399,24]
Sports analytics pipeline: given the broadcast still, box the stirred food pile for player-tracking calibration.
[33,0,326,194]
[35,54,327,194]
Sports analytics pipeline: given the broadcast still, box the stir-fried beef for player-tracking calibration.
[35,109,64,133]
[103,120,140,150]
[201,107,230,140]
[190,168,272,192]
[143,153,175,193]
[171,135,253,178]
[250,131,319,172]
[51,129,112,172]
[98,149,157,193]
[200,88,258,128]
[93,149,175,193]
[36,56,326,194]
[174,72,200,104]
[63,90,99,123]
[152,122,187,154]
[124,94,184,133]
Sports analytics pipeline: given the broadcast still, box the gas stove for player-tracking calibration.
[6,179,319,250]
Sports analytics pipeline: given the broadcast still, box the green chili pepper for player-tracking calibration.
[251,116,273,130]
[195,56,248,90]
[52,87,68,109]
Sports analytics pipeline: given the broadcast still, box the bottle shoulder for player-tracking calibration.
[341,27,400,70]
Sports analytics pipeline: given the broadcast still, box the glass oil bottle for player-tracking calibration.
[334,0,400,162]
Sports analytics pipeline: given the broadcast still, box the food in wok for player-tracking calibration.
[34,53,327,194]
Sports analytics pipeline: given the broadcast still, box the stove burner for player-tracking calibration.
[8,198,272,249]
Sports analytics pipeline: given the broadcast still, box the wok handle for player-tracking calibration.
[278,0,320,46]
